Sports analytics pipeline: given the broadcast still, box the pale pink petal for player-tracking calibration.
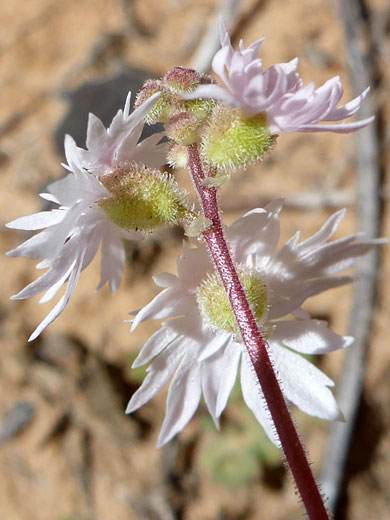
[181,84,240,106]
[324,87,370,121]
[64,134,84,171]
[125,132,168,169]
[297,116,375,133]
[39,192,59,203]
[85,113,107,153]
[304,236,386,275]
[176,241,212,290]
[11,249,77,300]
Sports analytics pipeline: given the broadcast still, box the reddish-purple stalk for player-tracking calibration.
[187,143,330,520]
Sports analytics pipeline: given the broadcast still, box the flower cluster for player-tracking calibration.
[7,16,382,471]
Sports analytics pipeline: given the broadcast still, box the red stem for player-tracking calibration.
[187,143,330,520]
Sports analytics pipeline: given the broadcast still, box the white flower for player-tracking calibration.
[127,200,384,446]
[66,91,166,175]
[6,93,166,342]
[183,17,373,134]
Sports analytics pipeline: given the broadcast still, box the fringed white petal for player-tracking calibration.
[131,288,194,331]
[240,352,280,447]
[126,342,183,414]
[28,246,86,341]
[157,356,202,446]
[269,343,343,421]
[97,231,126,293]
[271,319,354,355]
[6,210,65,230]
[215,340,241,417]
[131,325,180,369]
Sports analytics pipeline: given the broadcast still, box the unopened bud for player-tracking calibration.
[164,66,201,93]
[167,144,188,169]
[135,80,173,124]
[201,106,276,172]
[165,112,198,146]
[99,163,192,232]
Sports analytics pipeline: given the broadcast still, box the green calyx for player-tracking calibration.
[185,99,216,124]
[145,91,173,124]
[201,107,276,172]
[165,111,198,146]
[99,163,192,232]
[196,266,268,336]
[136,69,217,128]
[135,81,173,125]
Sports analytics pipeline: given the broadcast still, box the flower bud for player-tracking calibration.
[163,66,201,93]
[99,163,192,232]
[135,80,173,124]
[167,144,188,169]
[201,106,276,172]
[165,111,198,146]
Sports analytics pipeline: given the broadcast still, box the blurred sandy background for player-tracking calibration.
[0,1,389,519]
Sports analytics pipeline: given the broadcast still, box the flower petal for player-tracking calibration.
[240,352,280,447]
[296,209,346,254]
[126,341,183,413]
[269,343,343,421]
[201,349,232,428]
[131,288,195,330]
[132,324,180,368]
[97,230,126,293]
[198,331,231,361]
[296,116,374,134]
[216,340,241,417]
[158,356,202,446]
[271,319,354,354]
[6,210,65,230]
[28,246,86,341]
[152,272,178,288]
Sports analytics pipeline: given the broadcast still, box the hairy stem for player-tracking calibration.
[187,143,330,520]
